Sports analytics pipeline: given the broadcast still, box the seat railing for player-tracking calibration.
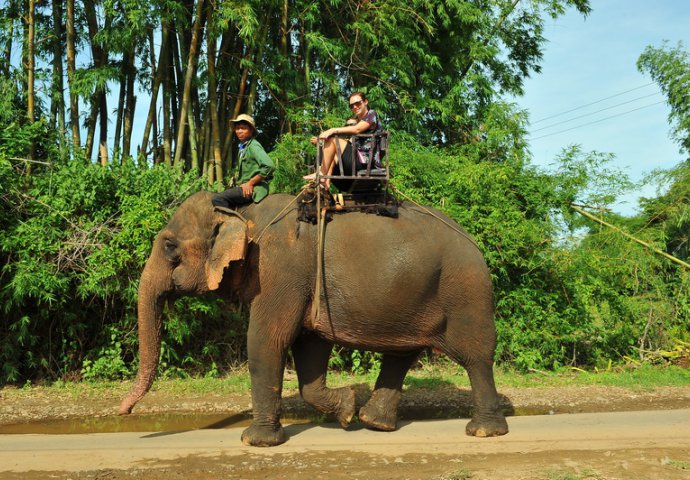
[315,131,390,183]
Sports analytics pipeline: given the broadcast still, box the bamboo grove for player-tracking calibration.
[2,0,591,178]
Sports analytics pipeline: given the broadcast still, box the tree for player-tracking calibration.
[50,0,66,144]
[65,0,81,148]
[638,41,690,155]
[638,42,690,262]
[2,0,593,171]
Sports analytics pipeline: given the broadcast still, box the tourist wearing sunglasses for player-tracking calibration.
[304,91,383,188]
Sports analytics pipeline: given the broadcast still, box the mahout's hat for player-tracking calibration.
[230,114,256,129]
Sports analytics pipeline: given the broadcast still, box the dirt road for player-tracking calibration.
[2,409,690,479]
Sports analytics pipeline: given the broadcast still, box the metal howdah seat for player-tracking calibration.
[317,131,390,194]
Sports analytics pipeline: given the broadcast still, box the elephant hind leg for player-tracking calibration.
[292,332,355,428]
[359,350,421,431]
[441,343,508,437]
[463,360,509,437]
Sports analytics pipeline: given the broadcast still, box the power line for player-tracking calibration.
[531,82,657,124]
[531,91,662,133]
[529,100,666,141]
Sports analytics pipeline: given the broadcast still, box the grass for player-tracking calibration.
[1,362,688,399]
[668,460,690,470]
[434,469,474,480]
[544,468,603,480]
[493,363,690,390]
[401,361,690,390]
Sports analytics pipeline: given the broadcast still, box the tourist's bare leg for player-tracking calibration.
[305,137,349,187]
[320,137,349,175]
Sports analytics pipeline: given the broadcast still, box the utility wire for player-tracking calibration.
[531,82,657,124]
[529,100,666,140]
[531,91,662,133]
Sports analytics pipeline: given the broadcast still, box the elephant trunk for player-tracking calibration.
[118,254,171,415]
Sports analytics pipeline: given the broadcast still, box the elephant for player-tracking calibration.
[118,190,509,446]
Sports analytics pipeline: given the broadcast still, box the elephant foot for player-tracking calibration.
[241,422,287,447]
[359,388,401,432]
[465,413,509,437]
[334,387,356,428]
[301,386,356,428]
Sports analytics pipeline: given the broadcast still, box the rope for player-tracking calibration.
[390,184,481,251]
[252,190,306,244]
[310,202,328,323]
[313,180,322,321]
[309,140,330,325]
[214,205,249,224]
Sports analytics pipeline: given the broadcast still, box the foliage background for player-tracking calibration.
[1,0,689,383]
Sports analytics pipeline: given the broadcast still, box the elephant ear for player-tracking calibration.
[206,216,248,291]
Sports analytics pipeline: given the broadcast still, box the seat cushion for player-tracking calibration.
[356,168,387,177]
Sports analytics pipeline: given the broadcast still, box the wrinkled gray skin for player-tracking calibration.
[119,191,508,446]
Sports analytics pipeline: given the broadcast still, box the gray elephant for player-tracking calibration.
[119,191,509,446]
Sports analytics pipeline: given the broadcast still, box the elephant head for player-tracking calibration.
[119,192,248,414]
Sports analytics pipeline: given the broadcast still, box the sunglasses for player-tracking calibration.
[349,100,363,110]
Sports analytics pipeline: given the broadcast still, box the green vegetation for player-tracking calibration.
[406,363,690,391]
[6,363,688,401]
[544,469,603,480]
[1,2,689,384]
[434,469,474,480]
[400,362,690,391]
[668,460,690,471]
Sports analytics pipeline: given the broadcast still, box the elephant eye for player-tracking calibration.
[164,239,180,264]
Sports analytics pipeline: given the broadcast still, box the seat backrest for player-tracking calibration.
[350,131,389,176]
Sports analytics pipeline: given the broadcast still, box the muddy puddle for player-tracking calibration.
[0,404,554,435]
[0,411,256,435]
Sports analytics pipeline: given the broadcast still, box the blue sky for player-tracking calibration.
[516,0,690,215]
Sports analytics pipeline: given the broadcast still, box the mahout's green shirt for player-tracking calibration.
[237,138,274,202]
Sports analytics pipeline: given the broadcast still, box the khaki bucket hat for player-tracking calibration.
[230,114,256,129]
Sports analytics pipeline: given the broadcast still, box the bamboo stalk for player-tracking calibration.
[66,0,80,148]
[187,107,199,172]
[26,0,36,165]
[141,25,169,159]
[173,0,205,168]
[122,47,137,160]
[206,10,223,186]
[571,204,690,270]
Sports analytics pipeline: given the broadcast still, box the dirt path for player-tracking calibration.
[2,409,690,479]
[1,382,690,479]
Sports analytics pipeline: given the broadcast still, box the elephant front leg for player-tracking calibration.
[359,351,420,431]
[292,332,355,428]
[241,327,290,447]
